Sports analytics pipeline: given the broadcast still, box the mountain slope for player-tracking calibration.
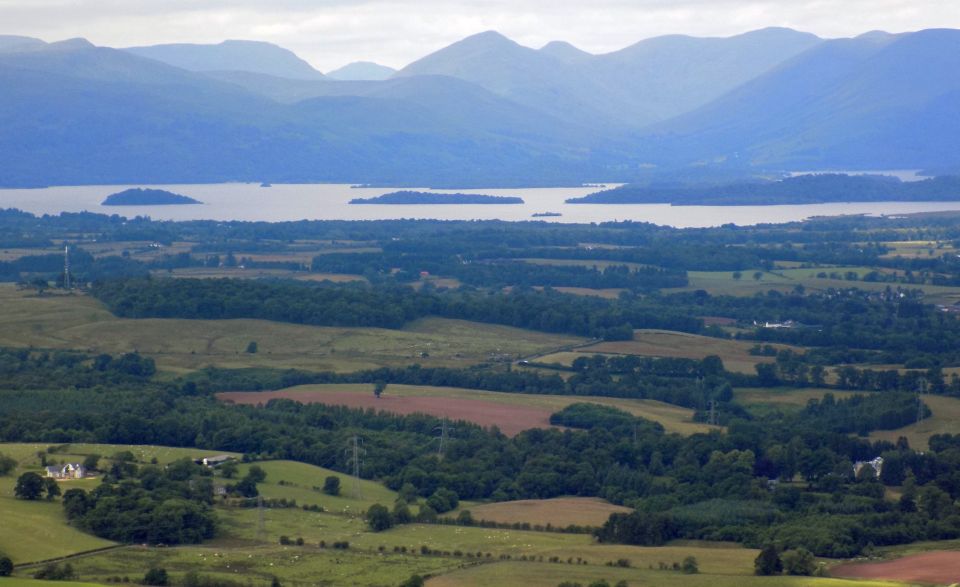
[593,27,823,123]
[643,29,960,169]
[395,28,822,127]
[395,31,627,128]
[0,41,620,187]
[125,40,325,80]
[0,35,47,52]
[326,61,396,80]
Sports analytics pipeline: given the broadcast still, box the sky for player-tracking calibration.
[2,0,958,71]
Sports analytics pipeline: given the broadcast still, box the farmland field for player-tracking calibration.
[449,497,630,527]
[0,442,238,563]
[667,269,960,304]
[25,544,460,587]
[427,561,911,587]
[218,383,714,436]
[868,394,960,449]
[233,460,400,514]
[735,388,860,409]
[0,285,581,373]
[546,286,627,299]
[576,329,798,374]
[831,550,960,584]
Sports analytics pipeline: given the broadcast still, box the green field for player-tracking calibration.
[0,443,241,564]
[666,268,960,304]
[733,389,960,450]
[0,285,581,374]
[0,579,105,587]
[519,258,653,271]
[18,544,460,587]
[735,388,860,409]
[878,240,955,260]
[234,460,401,514]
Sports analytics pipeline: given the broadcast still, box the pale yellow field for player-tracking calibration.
[577,329,798,374]
[869,394,960,450]
[450,497,631,527]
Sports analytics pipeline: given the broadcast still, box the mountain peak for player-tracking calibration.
[327,61,397,81]
[456,30,518,49]
[539,40,593,63]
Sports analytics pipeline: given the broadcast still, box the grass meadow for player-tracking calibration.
[0,285,581,374]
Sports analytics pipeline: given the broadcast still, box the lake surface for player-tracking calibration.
[3,183,960,228]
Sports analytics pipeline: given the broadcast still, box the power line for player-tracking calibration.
[63,244,71,290]
[344,435,365,499]
[434,418,454,459]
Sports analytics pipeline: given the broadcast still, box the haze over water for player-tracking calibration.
[4,183,960,228]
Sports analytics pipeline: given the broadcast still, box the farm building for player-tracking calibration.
[853,456,884,478]
[44,463,87,479]
[196,454,234,468]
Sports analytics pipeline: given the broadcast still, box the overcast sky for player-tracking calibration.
[2,0,958,71]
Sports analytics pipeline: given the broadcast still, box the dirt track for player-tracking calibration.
[218,390,555,436]
[831,551,960,584]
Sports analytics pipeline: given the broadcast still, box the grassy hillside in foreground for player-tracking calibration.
[0,443,240,563]
[0,285,581,374]
[0,580,105,587]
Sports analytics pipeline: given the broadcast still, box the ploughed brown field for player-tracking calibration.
[831,551,960,584]
[219,390,556,436]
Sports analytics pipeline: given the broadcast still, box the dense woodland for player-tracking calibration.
[8,208,960,559]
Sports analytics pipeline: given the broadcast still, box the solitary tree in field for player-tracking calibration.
[14,472,44,500]
[323,475,341,496]
[754,544,783,575]
[732,271,742,280]
[374,382,387,399]
[753,271,764,281]
[366,503,394,532]
[0,554,13,577]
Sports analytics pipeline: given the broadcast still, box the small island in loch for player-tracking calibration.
[350,190,524,204]
[532,211,562,217]
[102,188,202,206]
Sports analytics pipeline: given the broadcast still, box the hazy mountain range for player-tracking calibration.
[0,28,957,187]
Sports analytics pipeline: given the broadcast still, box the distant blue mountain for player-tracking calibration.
[326,61,396,80]
[1,28,959,187]
[0,41,612,187]
[396,28,822,127]
[640,29,960,170]
[125,40,325,80]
